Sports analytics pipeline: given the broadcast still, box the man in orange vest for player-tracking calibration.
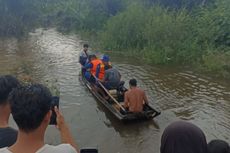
[95,55,112,81]
[89,55,102,77]
[83,54,102,83]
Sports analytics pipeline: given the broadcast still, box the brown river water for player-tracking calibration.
[0,29,229,153]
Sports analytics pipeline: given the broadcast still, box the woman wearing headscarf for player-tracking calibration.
[208,139,230,153]
[160,121,208,153]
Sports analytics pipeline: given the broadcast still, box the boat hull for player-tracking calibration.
[79,73,161,121]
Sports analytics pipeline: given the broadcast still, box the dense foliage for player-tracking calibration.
[0,0,229,77]
[100,0,230,77]
[0,0,43,36]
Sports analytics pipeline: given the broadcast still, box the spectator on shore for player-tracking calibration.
[160,121,208,153]
[0,75,20,148]
[0,84,78,153]
[208,139,230,153]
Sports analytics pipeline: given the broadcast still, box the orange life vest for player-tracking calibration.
[98,63,112,80]
[90,59,102,76]
[98,64,105,80]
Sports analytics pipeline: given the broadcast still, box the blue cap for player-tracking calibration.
[101,55,110,62]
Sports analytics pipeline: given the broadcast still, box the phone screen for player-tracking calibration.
[80,149,98,153]
[49,96,59,125]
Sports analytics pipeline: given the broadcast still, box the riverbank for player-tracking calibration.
[81,31,230,80]
[106,49,230,79]
[1,0,229,79]
[94,3,230,79]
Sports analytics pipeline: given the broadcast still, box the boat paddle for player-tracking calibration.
[92,75,127,113]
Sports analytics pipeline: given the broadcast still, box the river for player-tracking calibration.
[0,29,229,153]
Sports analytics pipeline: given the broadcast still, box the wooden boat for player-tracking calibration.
[79,73,161,121]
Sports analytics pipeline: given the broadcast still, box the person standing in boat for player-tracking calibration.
[79,44,90,75]
[124,79,149,113]
[79,44,89,66]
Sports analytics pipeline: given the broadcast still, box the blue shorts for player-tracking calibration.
[84,71,91,81]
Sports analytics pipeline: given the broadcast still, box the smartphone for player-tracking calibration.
[80,149,98,153]
[49,96,59,125]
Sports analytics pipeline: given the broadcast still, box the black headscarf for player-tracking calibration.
[208,139,230,153]
[161,121,208,153]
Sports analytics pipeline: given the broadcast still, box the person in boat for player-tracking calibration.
[79,44,89,66]
[100,66,121,90]
[83,54,102,83]
[0,75,20,148]
[123,79,149,113]
[79,44,90,75]
[160,121,208,153]
[0,84,79,153]
[89,55,112,99]
[95,55,112,81]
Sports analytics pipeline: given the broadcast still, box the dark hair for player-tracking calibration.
[89,54,97,61]
[83,44,89,48]
[0,75,20,105]
[129,79,137,87]
[9,84,52,133]
[208,140,230,153]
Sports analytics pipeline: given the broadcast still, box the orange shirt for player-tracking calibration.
[124,87,148,112]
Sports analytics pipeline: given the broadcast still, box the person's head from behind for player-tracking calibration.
[161,121,208,153]
[0,75,20,111]
[89,54,97,62]
[208,140,230,153]
[101,55,110,65]
[129,79,137,88]
[9,84,52,133]
[83,44,89,52]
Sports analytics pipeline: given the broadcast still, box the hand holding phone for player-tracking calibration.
[54,106,67,130]
[53,106,78,151]
[49,96,59,125]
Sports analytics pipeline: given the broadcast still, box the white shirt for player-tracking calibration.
[79,50,90,65]
[0,144,77,153]
[79,51,88,58]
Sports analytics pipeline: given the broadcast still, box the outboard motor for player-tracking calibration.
[117,81,127,102]
[117,81,126,92]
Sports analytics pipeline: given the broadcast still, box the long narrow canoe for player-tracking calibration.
[79,73,161,121]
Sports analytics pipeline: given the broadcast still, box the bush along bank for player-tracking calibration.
[98,1,230,78]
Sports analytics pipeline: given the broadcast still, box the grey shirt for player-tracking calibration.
[104,68,121,88]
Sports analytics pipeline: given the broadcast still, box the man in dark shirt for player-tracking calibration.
[0,75,19,148]
[102,67,121,90]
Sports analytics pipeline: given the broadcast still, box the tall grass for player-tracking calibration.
[99,0,230,77]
